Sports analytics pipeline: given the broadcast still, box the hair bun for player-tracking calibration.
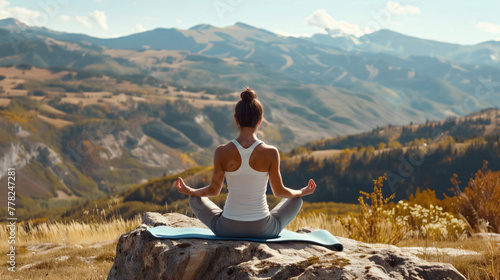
[241,88,257,102]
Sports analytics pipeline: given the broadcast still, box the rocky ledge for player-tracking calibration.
[107,212,466,280]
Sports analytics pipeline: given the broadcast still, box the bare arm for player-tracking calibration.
[176,146,224,197]
[268,147,316,198]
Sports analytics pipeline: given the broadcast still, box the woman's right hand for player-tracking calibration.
[300,179,316,196]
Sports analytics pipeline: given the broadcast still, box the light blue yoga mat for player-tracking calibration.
[147,226,343,251]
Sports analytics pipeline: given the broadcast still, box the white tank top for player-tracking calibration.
[222,139,271,221]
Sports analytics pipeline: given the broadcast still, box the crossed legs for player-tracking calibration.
[270,197,303,228]
[188,196,303,235]
[188,196,222,229]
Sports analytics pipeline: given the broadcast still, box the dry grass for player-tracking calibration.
[286,212,348,237]
[0,240,118,280]
[142,92,236,108]
[0,215,141,279]
[37,113,73,128]
[332,168,500,280]
[1,89,29,96]
[60,92,147,107]
[40,104,67,115]
[289,149,342,162]
[0,66,70,80]
[0,208,497,279]
[2,164,498,279]
[0,98,11,107]
[0,215,141,251]
[411,239,500,280]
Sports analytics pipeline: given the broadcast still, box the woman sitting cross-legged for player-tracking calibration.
[175,87,316,238]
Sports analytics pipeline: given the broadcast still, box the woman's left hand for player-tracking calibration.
[176,177,192,195]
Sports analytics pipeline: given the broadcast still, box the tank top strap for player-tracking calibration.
[231,139,263,159]
[247,139,263,152]
[231,139,244,153]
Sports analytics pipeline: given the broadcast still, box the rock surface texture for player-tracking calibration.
[107,212,466,280]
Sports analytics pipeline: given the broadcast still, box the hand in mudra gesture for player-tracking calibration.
[176,177,191,195]
[300,179,316,196]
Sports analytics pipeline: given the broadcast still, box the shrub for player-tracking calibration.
[452,161,500,233]
[33,90,46,96]
[388,140,402,149]
[405,187,460,216]
[61,72,73,81]
[388,201,467,240]
[16,63,32,70]
[75,70,102,80]
[338,175,407,244]
[290,146,312,156]
[12,83,24,90]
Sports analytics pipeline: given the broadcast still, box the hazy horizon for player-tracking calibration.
[1,0,499,45]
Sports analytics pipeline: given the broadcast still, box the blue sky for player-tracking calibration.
[1,0,500,45]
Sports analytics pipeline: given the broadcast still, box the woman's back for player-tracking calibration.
[177,87,316,238]
[219,138,274,173]
[222,139,271,221]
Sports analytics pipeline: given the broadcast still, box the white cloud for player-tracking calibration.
[90,10,108,30]
[405,5,421,15]
[0,0,43,23]
[0,0,8,9]
[385,1,421,15]
[305,9,363,36]
[475,22,500,34]
[175,19,182,24]
[7,7,42,21]
[0,1,10,19]
[76,15,92,28]
[59,15,71,22]
[274,30,299,38]
[133,23,146,32]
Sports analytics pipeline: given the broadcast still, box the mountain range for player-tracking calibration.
[0,17,499,213]
[2,18,500,132]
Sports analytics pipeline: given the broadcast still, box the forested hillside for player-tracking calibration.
[5,109,498,222]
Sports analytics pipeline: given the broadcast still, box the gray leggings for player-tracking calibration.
[188,196,303,239]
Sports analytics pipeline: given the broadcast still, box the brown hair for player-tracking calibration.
[234,88,263,128]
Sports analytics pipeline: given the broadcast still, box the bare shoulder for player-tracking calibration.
[214,142,233,154]
[257,142,280,158]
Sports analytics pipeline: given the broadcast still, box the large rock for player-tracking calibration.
[107,212,466,280]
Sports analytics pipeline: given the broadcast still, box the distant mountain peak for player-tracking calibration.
[0,17,29,29]
[234,22,256,29]
[369,29,402,36]
[188,24,214,30]
[363,29,459,47]
[150,27,177,32]
[363,29,417,41]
